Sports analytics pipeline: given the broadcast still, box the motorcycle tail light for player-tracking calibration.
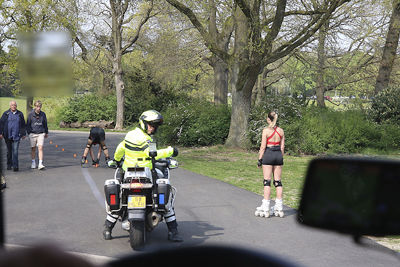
[133,189,141,193]
[110,194,116,205]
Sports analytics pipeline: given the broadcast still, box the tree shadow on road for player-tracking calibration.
[179,220,225,245]
[131,220,225,253]
[283,208,297,217]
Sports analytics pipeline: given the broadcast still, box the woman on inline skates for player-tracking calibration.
[255,111,285,218]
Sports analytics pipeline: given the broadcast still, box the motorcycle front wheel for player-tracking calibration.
[130,220,145,250]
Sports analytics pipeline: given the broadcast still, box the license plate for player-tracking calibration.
[128,195,146,209]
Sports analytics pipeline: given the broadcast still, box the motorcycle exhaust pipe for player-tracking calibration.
[147,212,162,229]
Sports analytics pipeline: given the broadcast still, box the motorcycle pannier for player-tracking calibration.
[157,183,170,210]
[105,183,120,210]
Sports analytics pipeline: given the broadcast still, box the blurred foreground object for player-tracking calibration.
[0,244,94,267]
[0,175,5,190]
[19,31,73,97]
[298,157,400,237]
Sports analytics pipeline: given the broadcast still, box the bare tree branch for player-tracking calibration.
[263,0,287,49]
[235,0,252,23]
[266,0,350,64]
[165,0,231,63]
[74,36,89,63]
[121,0,154,54]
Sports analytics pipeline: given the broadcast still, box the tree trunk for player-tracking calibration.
[113,57,125,130]
[211,56,229,105]
[375,0,400,94]
[316,22,328,108]
[254,68,268,106]
[207,0,231,105]
[100,69,113,95]
[225,6,260,148]
[26,96,34,115]
[225,63,260,147]
[251,74,261,107]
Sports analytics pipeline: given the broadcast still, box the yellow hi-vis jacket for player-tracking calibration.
[114,127,174,171]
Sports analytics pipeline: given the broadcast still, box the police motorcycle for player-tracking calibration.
[105,140,178,250]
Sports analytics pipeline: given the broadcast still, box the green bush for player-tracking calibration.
[373,123,400,151]
[57,93,116,123]
[369,86,400,125]
[297,108,376,154]
[158,101,231,146]
[248,102,395,155]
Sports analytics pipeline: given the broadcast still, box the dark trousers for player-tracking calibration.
[5,139,20,169]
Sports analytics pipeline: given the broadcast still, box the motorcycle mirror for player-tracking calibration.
[169,159,179,169]
[297,157,400,237]
[148,137,157,158]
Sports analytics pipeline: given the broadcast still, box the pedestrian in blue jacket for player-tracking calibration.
[0,100,26,171]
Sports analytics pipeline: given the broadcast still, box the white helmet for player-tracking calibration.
[139,110,164,132]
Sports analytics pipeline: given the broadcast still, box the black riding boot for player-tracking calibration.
[103,220,116,240]
[167,220,183,242]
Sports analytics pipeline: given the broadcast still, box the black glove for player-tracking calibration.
[257,159,262,167]
[172,147,179,157]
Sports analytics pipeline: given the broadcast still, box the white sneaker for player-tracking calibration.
[31,162,36,169]
[38,163,45,170]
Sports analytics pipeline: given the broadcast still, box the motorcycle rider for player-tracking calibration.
[103,110,182,242]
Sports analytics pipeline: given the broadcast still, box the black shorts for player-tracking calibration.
[262,146,283,166]
[89,127,105,144]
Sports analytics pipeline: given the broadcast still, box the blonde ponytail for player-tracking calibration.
[267,111,278,128]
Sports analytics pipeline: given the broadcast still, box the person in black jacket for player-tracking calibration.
[0,100,26,171]
[27,100,48,170]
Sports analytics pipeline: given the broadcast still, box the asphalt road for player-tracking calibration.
[1,131,399,266]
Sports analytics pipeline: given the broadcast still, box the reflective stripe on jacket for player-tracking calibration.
[114,127,174,171]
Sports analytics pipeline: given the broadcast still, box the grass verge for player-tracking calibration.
[178,145,313,209]
[177,145,399,252]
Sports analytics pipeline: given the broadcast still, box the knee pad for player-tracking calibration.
[274,180,282,187]
[86,138,93,149]
[263,179,271,186]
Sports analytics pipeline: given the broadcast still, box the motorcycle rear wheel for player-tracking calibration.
[130,220,145,250]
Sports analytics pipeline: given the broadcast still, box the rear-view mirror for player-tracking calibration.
[297,157,400,237]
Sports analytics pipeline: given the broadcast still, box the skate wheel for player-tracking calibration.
[95,164,99,168]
